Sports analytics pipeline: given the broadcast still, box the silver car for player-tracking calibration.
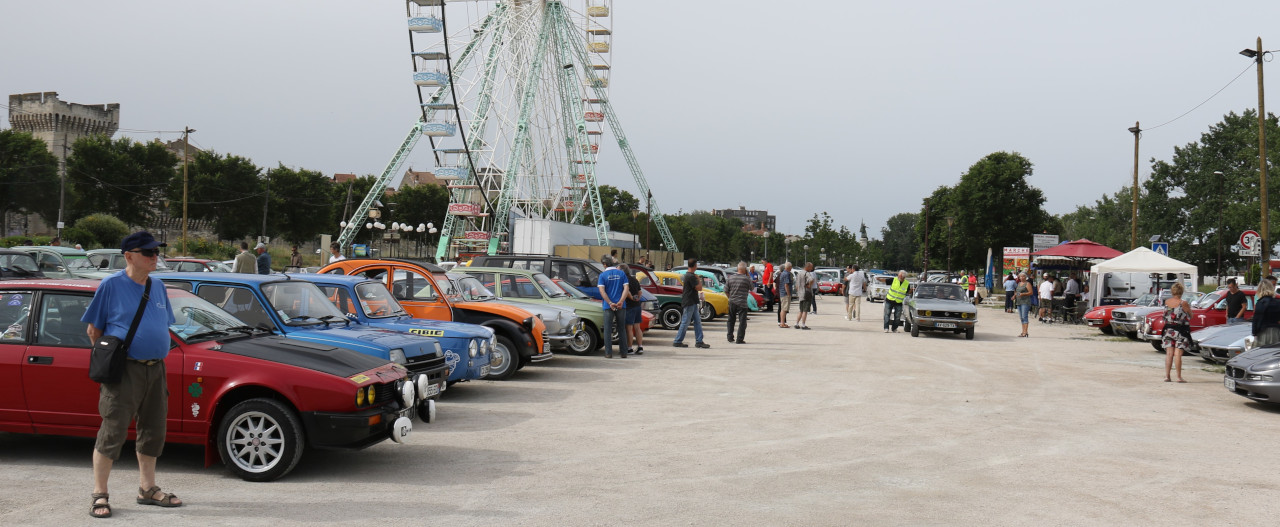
[904,282,977,340]
[1112,291,1203,339]
[1193,322,1252,364]
[440,272,583,351]
[1224,343,1280,404]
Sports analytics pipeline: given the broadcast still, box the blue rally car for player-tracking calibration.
[292,273,496,385]
[159,272,449,423]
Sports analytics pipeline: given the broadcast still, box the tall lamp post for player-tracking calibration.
[1241,38,1271,261]
[181,126,195,255]
[946,216,955,276]
[1129,122,1141,250]
[803,244,809,265]
[1215,170,1225,286]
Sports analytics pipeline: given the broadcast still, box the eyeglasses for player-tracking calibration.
[129,248,160,257]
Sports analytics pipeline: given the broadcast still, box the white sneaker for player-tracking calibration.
[883,329,889,333]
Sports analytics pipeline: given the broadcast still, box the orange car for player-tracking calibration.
[321,258,550,380]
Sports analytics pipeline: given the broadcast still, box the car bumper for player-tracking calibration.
[302,405,412,450]
[1110,321,1140,334]
[1084,318,1107,328]
[1201,345,1243,364]
[1224,366,1280,402]
[914,317,976,330]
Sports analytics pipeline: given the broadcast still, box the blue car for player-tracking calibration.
[292,273,496,385]
[159,272,449,422]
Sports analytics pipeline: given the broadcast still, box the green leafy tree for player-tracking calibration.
[264,164,334,244]
[1058,186,1137,251]
[168,151,264,241]
[331,175,379,228]
[66,136,177,227]
[0,130,61,225]
[881,212,919,271]
[390,182,451,250]
[74,213,130,249]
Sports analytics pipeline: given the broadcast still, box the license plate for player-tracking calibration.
[936,322,956,329]
[480,364,490,377]
[543,341,550,354]
[424,383,441,397]
[1225,377,1236,391]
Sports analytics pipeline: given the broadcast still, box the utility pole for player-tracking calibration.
[1129,122,1141,250]
[57,131,67,240]
[261,170,270,242]
[1254,37,1270,263]
[182,127,195,254]
[645,190,652,256]
[923,199,931,272]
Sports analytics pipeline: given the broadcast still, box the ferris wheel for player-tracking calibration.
[379,0,678,259]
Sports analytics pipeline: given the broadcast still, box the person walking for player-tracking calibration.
[288,245,303,272]
[328,242,346,264]
[82,231,183,518]
[232,242,255,273]
[883,270,909,333]
[725,261,752,343]
[1015,272,1033,337]
[254,242,272,275]
[794,263,812,330]
[673,258,710,348]
[597,256,631,358]
[777,262,794,328]
[621,263,645,355]
[1252,278,1280,346]
[1162,282,1193,383]
[846,265,867,321]
[761,259,775,312]
[967,272,978,301]
[1003,273,1017,313]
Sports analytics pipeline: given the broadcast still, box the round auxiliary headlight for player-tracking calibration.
[399,381,416,408]
[469,340,478,358]
[366,385,376,405]
[415,374,431,401]
[356,387,366,406]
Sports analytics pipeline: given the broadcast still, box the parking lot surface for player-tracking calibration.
[3,296,1278,525]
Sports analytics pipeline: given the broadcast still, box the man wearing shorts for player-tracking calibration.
[777,262,794,328]
[621,263,644,355]
[83,231,182,518]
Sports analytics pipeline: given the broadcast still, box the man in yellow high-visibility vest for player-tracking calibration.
[884,270,909,333]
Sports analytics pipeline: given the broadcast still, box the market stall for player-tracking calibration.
[1088,247,1198,308]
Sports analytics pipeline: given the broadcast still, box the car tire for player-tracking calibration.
[1151,340,1165,352]
[1125,331,1139,340]
[910,321,919,337]
[1100,326,1114,335]
[660,304,683,330]
[568,324,600,355]
[217,398,305,482]
[699,302,713,322]
[485,335,519,380]
[965,327,974,340]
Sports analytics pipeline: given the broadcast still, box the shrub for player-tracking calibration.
[74,214,130,249]
[60,226,97,249]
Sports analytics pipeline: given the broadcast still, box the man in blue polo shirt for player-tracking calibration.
[597,255,631,358]
[82,231,182,518]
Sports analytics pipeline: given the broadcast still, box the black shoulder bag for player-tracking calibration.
[88,278,152,384]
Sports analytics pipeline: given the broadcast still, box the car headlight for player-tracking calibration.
[490,335,497,351]
[1251,358,1280,372]
[1245,336,1258,351]
[399,380,416,408]
[356,386,366,406]
[415,374,431,401]
[922,310,931,317]
[523,316,536,330]
[434,341,443,356]
[468,340,478,358]
[389,348,407,364]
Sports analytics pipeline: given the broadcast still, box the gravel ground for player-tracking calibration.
[2,295,1278,526]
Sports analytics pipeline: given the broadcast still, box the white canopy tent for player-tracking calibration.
[1088,247,1198,307]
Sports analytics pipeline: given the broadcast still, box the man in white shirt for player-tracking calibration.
[1038,275,1056,323]
[845,265,867,321]
[328,242,346,264]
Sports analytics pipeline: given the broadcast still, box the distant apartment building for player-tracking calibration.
[713,206,775,234]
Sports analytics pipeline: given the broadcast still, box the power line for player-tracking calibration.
[1145,61,1256,132]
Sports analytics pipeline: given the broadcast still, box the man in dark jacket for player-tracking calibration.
[725,261,752,344]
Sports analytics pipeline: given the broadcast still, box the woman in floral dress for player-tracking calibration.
[1161,282,1192,383]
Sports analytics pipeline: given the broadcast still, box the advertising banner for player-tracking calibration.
[1003,247,1030,272]
[1032,234,1060,252]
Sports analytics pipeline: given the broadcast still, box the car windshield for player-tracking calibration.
[1132,293,1156,306]
[554,278,591,300]
[530,272,566,297]
[354,281,408,318]
[261,281,346,324]
[1193,291,1223,309]
[207,261,233,272]
[915,283,965,300]
[452,275,496,301]
[65,257,95,271]
[0,253,41,274]
[169,291,254,343]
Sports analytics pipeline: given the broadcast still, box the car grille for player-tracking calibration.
[372,382,396,406]
[1113,312,1128,320]
[1227,366,1244,379]
[405,353,448,382]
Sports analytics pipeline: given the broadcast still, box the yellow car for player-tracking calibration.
[654,271,728,322]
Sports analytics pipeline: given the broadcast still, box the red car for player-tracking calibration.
[1082,293,1157,334]
[1140,288,1256,351]
[0,280,417,482]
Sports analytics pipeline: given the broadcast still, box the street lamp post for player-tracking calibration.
[803,244,809,265]
[1129,122,1141,250]
[946,216,955,276]
[1215,170,1225,286]
[1242,38,1270,261]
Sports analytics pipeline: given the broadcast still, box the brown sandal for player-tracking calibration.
[91,493,111,518]
[137,486,182,507]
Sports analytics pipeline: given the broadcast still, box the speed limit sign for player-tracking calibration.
[1241,230,1261,250]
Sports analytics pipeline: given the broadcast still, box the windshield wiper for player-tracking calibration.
[225,325,263,334]
[185,329,231,341]
[318,315,349,326]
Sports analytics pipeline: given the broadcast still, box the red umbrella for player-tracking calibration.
[1030,239,1124,259]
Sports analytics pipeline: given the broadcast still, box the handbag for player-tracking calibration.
[88,278,152,384]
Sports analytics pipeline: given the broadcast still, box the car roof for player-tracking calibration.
[0,248,42,256]
[161,272,289,284]
[338,257,446,274]
[0,278,101,291]
[166,257,216,263]
[13,246,87,256]
[286,272,371,285]
[462,266,546,275]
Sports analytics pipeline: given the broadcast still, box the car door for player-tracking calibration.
[0,290,34,431]
[381,265,453,322]
[21,291,104,428]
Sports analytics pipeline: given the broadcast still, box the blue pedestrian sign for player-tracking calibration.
[1152,242,1169,256]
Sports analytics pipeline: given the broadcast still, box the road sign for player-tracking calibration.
[1241,230,1261,250]
[1151,242,1169,256]
[1239,248,1261,257]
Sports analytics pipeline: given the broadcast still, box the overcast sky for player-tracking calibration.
[4,0,1280,239]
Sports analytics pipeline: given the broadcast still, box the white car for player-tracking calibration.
[869,275,895,302]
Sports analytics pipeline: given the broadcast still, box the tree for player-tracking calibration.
[391,182,451,247]
[167,150,264,241]
[74,213,130,249]
[881,212,918,271]
[1058,186,1137,251]
[264,164,334,244]
[0,130,60,225]
[66,136,177,227]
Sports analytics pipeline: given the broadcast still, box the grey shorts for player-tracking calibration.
[800,299,813,312]
[96,359,169,460]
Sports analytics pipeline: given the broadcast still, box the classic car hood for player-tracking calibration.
[911,298,977,312]
[1228,345,1280,366]
[1112,306,1162,319]
[297,324,435,356]
[1194,323,1251,347]
[378,316,494,339]
[216,335,393,378]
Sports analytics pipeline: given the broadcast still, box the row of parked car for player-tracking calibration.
[0,248,717,482]
[1081,284,1280,407]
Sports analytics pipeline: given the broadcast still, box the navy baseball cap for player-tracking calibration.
[120,231,167,252]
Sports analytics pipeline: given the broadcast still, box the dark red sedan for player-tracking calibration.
[0,280,418,481]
